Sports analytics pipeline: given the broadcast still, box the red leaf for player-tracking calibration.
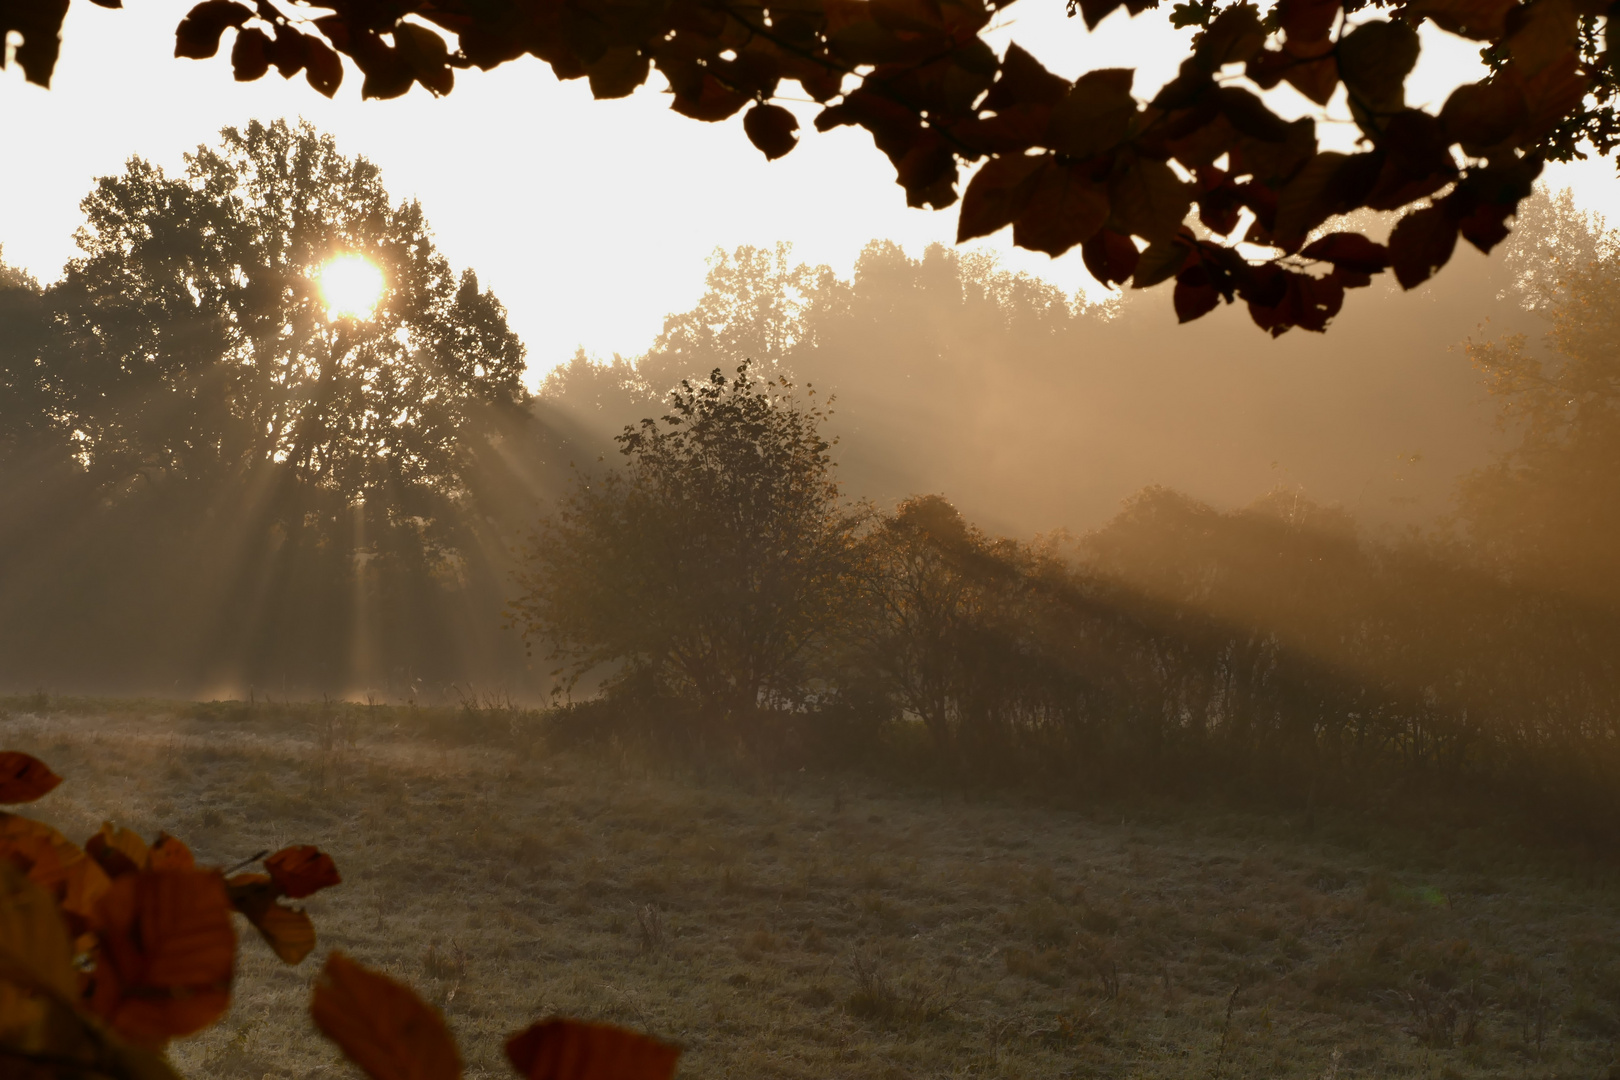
[265,845,341,899]
[311,951,462,1080]
[0,752,61,804]
[87,869,236,1048]
[1173,266,1221,323]
[174,0,252,61]
[743,103,800,160]
[1012,160,1110,256]
[506,1018,681,1080]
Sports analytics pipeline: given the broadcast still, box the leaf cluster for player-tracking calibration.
[0,749,681,1080]
[8,0,1615,333]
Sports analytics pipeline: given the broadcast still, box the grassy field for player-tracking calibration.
[0,697,1617,1079]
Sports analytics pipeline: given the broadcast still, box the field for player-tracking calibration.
[1,698,1617,1079]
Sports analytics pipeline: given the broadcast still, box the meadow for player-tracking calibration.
[0,696,1615,1079]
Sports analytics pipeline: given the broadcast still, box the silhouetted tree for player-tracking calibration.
[513,363,865,715]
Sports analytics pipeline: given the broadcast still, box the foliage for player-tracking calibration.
[8,0,1609,334]
[0,749,679,1080]
[513,362,867,714]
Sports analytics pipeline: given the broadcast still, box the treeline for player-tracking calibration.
[515,189,1620,830]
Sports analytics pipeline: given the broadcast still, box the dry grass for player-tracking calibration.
[2,697,1618,1079]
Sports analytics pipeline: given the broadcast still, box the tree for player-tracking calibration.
[0,119,532,691]
[6,0,1605,336]
[512,363,866,715]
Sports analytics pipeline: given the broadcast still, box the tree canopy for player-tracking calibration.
[5,0,1611,335]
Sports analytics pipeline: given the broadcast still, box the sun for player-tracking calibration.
[318,255,385,320]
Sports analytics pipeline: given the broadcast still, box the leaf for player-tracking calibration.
[0,815,108,929]
[1271,150,1355,252]
[1195,4,1266,69]
[173,1,252,61]
[583,46,648,100]
[1337,20,1419,113]
[0,862,75,1002]
[304,35,344,97]
[957,154,1045,242]
[1012,161,1110,256]
[1275,0,1341,46]
[1389,204,1459,289]
[1173,266,1222,322]
[1441,78,1528,156]
[227,873,315,964]
[0,753,60,805]
[265,845,341,899]
[1301,232,1389,273]
[1130,235,1191,288]
[87,823,149,880]
[88,869,236,1048]
[396,23,454,96]
[983,44,1069,110]
[231,26,271,81]
[1048,68,1138,159]
[744,103,801,160]
[1506,0,1577,76]
[147,834,194,872]
[311,951,462,1080]
[267,27,307,78]
[1080,229,1140,286]
[1109,154,1193,243]
[505,1018,681,1080]
[1405,0,1517,39]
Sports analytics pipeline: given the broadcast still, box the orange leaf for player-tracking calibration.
[148,833,195,871]
[0,752,61,804]
[0,815,110,930]
[228,873,315,964]
[265,845,341,898]
[505,1019,681,1080]
[311,951,462,1080]
[87,823,149,879]
[88,868,236,1048]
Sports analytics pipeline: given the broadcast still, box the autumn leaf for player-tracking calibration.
[87,868,236,1048]
[227,873,316,964]
[173,0,252,60]
[0,753,61,805]
[87,823,149,879]
[265,845,341,898]
[311,951,462,1080]
[1389,203,1459,288]
[505,1018,681,1080]
[0,815,109,931]
[0,862,76,1002]
[744,103,801,160]
[148,833,195,872]
[957,154,1044,242]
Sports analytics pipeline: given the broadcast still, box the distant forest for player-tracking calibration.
[5,120,1620,828]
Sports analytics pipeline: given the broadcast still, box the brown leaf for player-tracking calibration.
[1048,68,1138,159]
[0,753,60,805]
[1276,0,1341,46]
[227,873,315,964]
[1131,235,1193,288]
[232,26,271,81]
[87,869,236,1048]
[505,1018,680,1080]
[395,22,454,96]
[982,43,1069,110]
[1195,4,1267,69]
[1405,0,1517,39]
[1441,78,1528,156]
[585,46,648,100]
[87,823,149,880]
[1173,266,1222,322]
[304,34,344,97]
[265,845,341,899]
[1081,229,1140,286]
[173,0,252,61]
[267,26,307,78]
[957,154,1044,242]
[744,103,801,160]
[1389,204,1459,289]
[1108,154,1191,243]
[1337,19,1419,114]
[1506,0,1577,76]
[1012,161,1110,256]
[1301,231,1389,273]
[312,951,462,1080]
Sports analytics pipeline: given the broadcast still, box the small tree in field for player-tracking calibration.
[512,363,866,716]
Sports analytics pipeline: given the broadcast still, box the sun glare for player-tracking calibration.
[318,255,385,320]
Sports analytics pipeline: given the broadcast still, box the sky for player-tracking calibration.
[5,0,1620,383]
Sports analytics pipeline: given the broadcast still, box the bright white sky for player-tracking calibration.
[5,0,1620,384]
